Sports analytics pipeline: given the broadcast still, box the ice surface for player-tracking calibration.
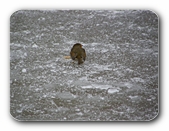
[10,10,158,121]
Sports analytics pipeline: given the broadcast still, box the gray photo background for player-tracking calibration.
[10,10,158,121]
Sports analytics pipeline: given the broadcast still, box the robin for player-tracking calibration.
[70,43,86,64]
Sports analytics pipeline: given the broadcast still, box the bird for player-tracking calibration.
[70,43,86,64]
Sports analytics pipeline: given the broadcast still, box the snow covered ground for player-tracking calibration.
[10,10,158,121]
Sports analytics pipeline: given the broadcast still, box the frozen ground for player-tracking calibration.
[10,10,158,121]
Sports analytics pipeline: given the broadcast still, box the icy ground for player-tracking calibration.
[10,10,158,121]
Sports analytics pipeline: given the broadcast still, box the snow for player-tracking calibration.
[107,88,120,94]
[32,44,38,48]
[10,10,158,121]
[129,95,138,99]
[22,68,26,73]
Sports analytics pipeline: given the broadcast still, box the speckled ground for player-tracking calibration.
[10,10,158,121]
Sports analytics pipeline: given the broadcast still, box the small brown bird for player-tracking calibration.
[70,43,86,64]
